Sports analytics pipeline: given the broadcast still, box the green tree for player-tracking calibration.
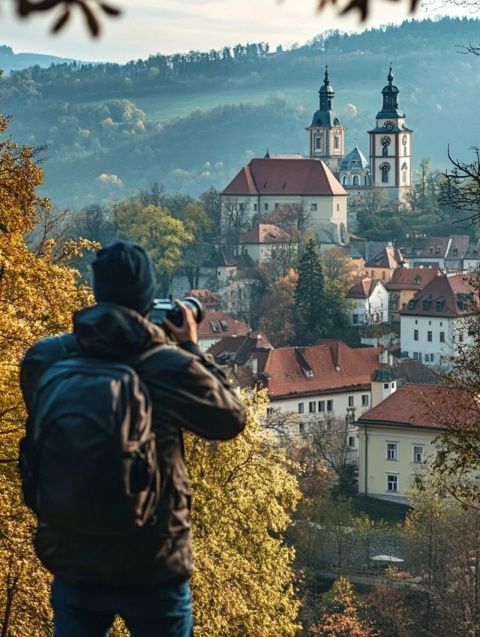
[113,199,192,295]
[294,239,326,345]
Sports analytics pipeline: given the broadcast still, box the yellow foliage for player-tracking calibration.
[0,115,300,635]
[188,389,302,637]
[0,474,52,636]
[0,114,95,466]
[0,114,96,635]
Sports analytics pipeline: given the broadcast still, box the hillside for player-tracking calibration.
[0,45,77,72]
[1,17,479,208]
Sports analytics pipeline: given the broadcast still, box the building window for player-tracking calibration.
[318,400,325,412]
[334,136,339,150]
[382,271,386,280]
[353,314,359,324]
[315,136,322,149]
[384,383,389,389]
[266,407,273,416]
[380,162,390,183]
[253,203,258,211]
[336,204,340,211]
[311,203,318,212]
[309,401,316,413]
[387,474,399,492]
[413,445,425,464]
[298,403,304,414]
[327,399,334,412]
[348,436,356,448]
[264,203,269,211]
[440,331,445,343]
[299,421,305,434]
[348,396,354,407]
[387,442,398,461]
[353,175,359,186]
[427,331,432,342]
[459,333,464,343]
[239,203,245,212]
[342,176,347,186]
[362,394,369,407]
[414,329,419,341]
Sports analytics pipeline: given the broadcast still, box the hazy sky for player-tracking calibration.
[0,0,473,62]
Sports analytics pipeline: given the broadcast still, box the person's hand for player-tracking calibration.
[163,300,198,345]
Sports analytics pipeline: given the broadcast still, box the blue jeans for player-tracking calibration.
[51,578,194,637]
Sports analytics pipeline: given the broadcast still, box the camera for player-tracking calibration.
[150,297,205,328]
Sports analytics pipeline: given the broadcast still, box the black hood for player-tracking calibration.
[73,303,166,359]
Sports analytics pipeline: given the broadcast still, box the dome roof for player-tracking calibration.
[340,145,369,172]
[310,110,340,128]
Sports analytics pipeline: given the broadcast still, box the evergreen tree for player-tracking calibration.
[294,239,326,344]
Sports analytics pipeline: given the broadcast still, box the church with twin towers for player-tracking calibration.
[221,66,413,245]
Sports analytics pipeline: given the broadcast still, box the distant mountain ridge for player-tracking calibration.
[0,17,479,208]
[0,45,78,72]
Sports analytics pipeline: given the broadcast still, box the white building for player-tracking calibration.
[260,342,384,456]
[368,66,412,204]
[357,383,467,503]
[239,223,294,264]
[400,273,477,366]
[346,278,389,326]
[306,66,345,173]
[221,156,348,245]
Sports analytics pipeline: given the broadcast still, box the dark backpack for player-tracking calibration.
[19,352,161,536]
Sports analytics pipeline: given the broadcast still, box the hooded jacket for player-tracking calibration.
[20,303,246,587]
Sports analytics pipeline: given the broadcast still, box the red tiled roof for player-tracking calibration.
[239,224,292,245]
[357,383,476,430]
[365,245,405,269]
[347,277,382,299]
[207,332,273,358]
[263,341,382,399]
[222,158,347,197]
[400,273,478,318]
[185,288,221,308]
[386,267,440,291]
[198,311,250,340]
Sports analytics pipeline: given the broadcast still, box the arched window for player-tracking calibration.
[380,162,390,184]
[382,146,388,157]
[334,136,340,150]
[342,176,347,186]
[353,175,359,186]
[364,176,368,186]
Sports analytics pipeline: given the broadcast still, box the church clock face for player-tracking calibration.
[380,135,391,147]
[384,120,395,131]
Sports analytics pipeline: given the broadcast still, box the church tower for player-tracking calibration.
[368,66,412,203]
[307,67,345,173]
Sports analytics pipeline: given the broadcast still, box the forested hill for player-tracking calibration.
[1,17,479,208]
[0,45,76,72]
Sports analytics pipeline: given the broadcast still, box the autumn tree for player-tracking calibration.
[0,115,94,467]
[259,268,298,347]
[309,577,377,637]
[404,466,480,636]
[0,113,95,635]
[186,389,301,636]
[113,199,192,295]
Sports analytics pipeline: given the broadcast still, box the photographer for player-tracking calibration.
[20,241,246,637]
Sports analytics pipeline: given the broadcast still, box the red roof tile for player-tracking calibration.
[239,224,292,244]
[400,273,478,318]
[198,311,250,340]
[386,267,440,291]
[222,158,347,197]
[263,341,382,399]
[365,245,405,269]
[347,278,383,299]
[357,383,475,430]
